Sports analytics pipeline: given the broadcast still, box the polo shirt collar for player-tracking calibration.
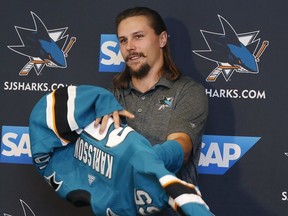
[123,76,173,96]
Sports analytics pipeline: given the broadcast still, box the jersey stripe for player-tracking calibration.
[46,91,69,145]
[46,87,79,145]
[67,86,79,131]
[54,87,79,143]
[174,193,206,206]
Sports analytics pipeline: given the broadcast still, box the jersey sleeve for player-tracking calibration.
[29,85,123,174]
[159,175,213,216]
[131,144,213,216]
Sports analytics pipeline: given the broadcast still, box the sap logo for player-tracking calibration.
[198,135,260,175]
[99,34,125,72]
[0,126,32,164]
[282,191,288,201]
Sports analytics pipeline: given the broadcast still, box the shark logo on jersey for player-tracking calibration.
[158,96,174,110]
[8,12,76,76]
[193,15,269,82]
[45,172,63,192]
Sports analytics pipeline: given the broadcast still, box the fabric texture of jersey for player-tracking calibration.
[29,85,212,216]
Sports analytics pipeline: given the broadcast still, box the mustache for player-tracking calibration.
[124,52,147,62]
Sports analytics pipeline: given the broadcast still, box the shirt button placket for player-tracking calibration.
[138,95,145,113]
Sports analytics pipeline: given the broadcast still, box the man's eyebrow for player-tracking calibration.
[132,31,146,35]
[117,35,125,40]
[118,31,146,39]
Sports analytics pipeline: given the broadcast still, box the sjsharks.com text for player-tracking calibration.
[3,81,71,92]
[205,88,266,99]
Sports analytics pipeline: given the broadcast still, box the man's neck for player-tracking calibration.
[131,70,162,93]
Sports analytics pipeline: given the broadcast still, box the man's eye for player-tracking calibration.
[119,39,127,44]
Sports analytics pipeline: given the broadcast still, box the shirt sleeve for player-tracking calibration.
[166,79,208,156]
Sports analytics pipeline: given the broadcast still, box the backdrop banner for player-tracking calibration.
[1,0,287,215]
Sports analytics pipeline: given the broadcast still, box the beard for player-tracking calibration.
[127,63,151,80]
[125,52,150,79]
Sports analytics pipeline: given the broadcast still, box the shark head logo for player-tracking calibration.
[8,12,76,76]
[193,15,269,82]
[158,96,174,110]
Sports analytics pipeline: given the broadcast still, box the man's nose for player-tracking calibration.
[126,39,135,51]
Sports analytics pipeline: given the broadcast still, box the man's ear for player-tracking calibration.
[159,31,168,48]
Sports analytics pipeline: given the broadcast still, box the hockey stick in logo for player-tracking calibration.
[19,37,76,76]
[63,37,76,57]
[206,65,240,82]
[19,60,49,75]
[255,40,269,62]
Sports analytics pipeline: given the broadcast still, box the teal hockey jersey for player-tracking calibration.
[29,85,212,216]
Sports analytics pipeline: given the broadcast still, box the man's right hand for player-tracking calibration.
[94,110,135,134]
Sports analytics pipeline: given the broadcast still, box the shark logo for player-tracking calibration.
[3,199,36,216]
[193,15,269,82]
[158,96,174,110]
[45,172,63,192]
[8,12,76,76]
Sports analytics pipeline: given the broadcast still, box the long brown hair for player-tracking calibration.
[113,7,181,89]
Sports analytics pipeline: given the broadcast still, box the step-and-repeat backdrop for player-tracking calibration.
[1,0,287,215]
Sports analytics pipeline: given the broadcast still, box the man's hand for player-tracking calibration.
[94,110,135,134]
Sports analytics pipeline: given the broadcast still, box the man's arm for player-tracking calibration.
[167,132,192,163]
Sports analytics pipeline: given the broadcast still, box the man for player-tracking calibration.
[95,6,209,215]
[29,7,210,215]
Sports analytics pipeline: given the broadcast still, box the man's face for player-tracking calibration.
[117,16,166,78]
